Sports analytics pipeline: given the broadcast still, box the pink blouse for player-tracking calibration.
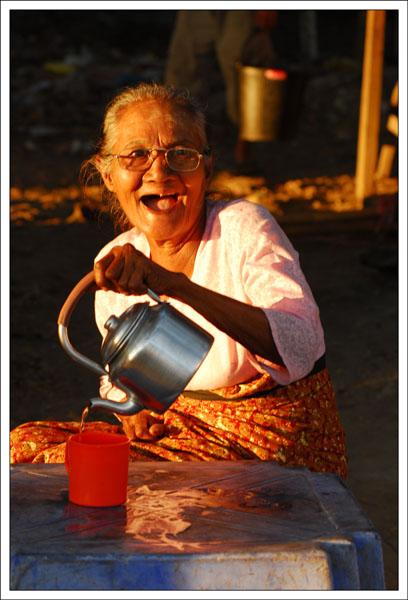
[94,198,325,401]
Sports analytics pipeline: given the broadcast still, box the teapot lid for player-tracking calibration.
[101,302,150,365]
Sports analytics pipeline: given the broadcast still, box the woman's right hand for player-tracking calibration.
[94,243,181,298]
[117,409,165,441]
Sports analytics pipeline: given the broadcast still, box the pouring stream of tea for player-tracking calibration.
[79,406,89,433]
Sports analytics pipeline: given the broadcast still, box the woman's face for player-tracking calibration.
[102,100,212,246]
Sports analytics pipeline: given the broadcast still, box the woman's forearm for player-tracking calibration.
[170,274,285,366]
[94,245,284,366]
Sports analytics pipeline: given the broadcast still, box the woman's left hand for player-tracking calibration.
[117,410,165,441]
[94,243,180,297]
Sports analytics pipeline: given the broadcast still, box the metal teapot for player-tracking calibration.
[57,271,214,416]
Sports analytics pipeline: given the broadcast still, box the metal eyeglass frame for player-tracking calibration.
[110,147,206,172]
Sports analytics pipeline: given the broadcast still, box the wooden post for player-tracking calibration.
[355,10,386,208]
[375,81,398,179]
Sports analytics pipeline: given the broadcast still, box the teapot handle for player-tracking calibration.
[58,271,162,327]
[57,271,163,378]
[58,271,97,328]
[58,271,106,377]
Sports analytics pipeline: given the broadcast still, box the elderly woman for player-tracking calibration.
[10,83,347,479]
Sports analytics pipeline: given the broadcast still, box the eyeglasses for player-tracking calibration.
[110,147,206,172]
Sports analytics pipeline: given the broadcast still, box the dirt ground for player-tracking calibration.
[8,9,401,591]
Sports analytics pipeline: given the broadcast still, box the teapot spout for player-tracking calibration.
[88,395,144,416]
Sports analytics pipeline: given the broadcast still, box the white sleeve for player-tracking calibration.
[236,204,325,383]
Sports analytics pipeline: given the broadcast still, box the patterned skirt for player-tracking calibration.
[9,368,348,479]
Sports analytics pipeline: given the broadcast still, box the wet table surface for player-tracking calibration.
[10,461,385,591]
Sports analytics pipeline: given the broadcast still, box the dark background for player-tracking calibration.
[8,8,400,590]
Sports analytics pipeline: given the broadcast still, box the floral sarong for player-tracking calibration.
[10,368,348,479]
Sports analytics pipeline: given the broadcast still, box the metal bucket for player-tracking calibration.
[237,63,288,142]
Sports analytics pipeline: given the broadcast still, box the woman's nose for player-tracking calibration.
[145,149,174,180]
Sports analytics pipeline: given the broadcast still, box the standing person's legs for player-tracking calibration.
[164,10,217,100]
[215,10,253,126]
[216,11,253,165]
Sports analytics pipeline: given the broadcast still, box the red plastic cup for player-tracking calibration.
[65,431,130,507]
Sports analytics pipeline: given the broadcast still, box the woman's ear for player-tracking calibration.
[95,155,116,193]
[101,169,115,193]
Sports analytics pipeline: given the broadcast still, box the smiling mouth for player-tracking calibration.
[141,193,179,211]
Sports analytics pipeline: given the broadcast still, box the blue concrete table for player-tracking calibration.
[10,461,385,590]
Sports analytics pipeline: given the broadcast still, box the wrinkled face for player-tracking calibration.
[102,100,213,246]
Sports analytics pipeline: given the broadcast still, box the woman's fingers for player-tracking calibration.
[95,246,126,291]
[119,411,165,441]
[94,252,116,289]
[133,412,152,439]
[95,245,144,294]
[149,423,165,438]
[118,244,147,294]
[116,244,134,292]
